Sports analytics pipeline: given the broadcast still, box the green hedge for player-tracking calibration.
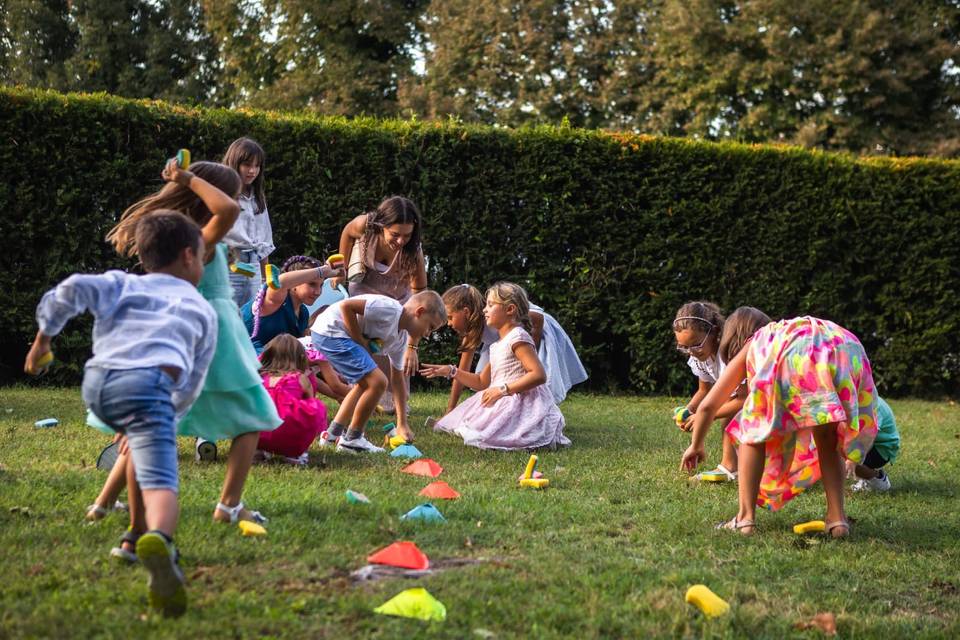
[2,87,959,397]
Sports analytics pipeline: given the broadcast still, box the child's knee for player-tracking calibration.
[363,368,388,393]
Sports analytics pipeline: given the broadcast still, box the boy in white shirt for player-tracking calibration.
[311,291,445,451]
[24,210,217,618]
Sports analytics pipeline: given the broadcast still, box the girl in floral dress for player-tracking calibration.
[681,316,878,537]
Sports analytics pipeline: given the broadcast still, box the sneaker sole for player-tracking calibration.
[196,441,217,462]
[336,443,384,454]
[136,533,187,618]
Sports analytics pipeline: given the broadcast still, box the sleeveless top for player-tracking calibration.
[241,288,309,353]
[347,234,417,303]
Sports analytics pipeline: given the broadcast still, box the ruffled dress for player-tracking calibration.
[257,373,328,457]
[726,316,878,510]
[436,327,568,450]
[178,243,281,440]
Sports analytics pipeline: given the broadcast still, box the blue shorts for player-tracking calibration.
[312,333,378,384]
[81,366,178,492]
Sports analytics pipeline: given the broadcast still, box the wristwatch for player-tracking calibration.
[499,383,510,396]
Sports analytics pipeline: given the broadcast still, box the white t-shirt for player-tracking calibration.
[223,193,275,260]
[687,354,725,384]
[311,294,407,370]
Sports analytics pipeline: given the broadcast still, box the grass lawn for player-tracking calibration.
[1,387,958,638]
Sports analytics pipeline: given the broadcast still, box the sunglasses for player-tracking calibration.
[674,316,716,355]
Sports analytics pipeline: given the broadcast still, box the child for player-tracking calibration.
[681,316,879,537]
[255,334,328,465]
[108,158,281,530]
[222,137,275,308]
[299,336,352,403]
[849,396,899,491]
[26,210,216,617]
[241,255,342,353]
[440,284,587,414]
[311,290,446,450]
[421,282,569,450]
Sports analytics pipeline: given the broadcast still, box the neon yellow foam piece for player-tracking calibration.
[523,454,538,480]
[793,520,826,535]
[519,478,549,489]
[238,520,267,537]
[685,584,729,617]
[374,587,446,621]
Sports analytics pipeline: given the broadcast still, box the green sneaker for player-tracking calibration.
[136,531,187,617]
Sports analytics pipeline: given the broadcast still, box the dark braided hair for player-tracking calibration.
[250,254,323,340]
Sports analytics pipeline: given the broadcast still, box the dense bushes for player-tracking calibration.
[2,88,958,396]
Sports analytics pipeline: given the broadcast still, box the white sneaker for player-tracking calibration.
[336,435,385,454]
[317,431,339,448]
[282,452,309,466]
[195,438,217,462]
[852,472,891,492]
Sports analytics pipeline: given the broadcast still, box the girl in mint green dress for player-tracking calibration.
[179,242,281,524]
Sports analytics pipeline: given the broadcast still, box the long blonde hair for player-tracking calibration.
[259,334,309,376]
[107,161,241,257]
[442,284,485,352]
[486,282,532,332]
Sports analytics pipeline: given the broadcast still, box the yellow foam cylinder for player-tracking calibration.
[238,520,267,537]
[685,585,729,617]
[523,454,538,480]
[265,263,282,289]
[327,253,345,265]
[28,351,54,375]
[520,478,549,489]
[176,148,190,169]
[793,520,826,535]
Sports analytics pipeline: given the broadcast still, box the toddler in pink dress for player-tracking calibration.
[256,334,328,464]
[422,282,567,450]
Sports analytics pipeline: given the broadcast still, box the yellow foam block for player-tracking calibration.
[238,520,267,537]
[176,148,190,169]
[327,253,345,265]
[523,454,538,480]
[387,434,407,450]
[28,351,54,375]
[793,520,826,535]
[265,263,282,289]
[519,478,549,489]
[685,584,729,617]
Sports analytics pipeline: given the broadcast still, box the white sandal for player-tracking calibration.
[85,500,128,521]
[215,501,267,524]
[695,464,738,483]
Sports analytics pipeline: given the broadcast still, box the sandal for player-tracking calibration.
[85,500,128,522]
[826,519,850,539]
[109,527,141,563]
[716,517,756,534]
[695,464,738,483]
[215,501,267,525]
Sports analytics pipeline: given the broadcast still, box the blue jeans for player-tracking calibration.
[82,367,179,492]
[229,249,262,308]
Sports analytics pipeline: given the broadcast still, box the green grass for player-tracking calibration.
[1,388,958,638]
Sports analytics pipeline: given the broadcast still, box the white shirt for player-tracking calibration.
[687,354,724,384]
[223,193,275,260]
[36,271,217,415]
[311,294,407,370]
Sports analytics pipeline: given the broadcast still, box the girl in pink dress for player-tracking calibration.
[256,335,329,465]
[421,282,568,450]
[681,316,878,537]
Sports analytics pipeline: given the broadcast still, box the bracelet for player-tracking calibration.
[447,365,457,380]
[407,343,418,350]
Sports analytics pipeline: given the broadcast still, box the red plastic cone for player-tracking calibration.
[401,458,443,477]
[367,541,430,570]
[419,481,461,500]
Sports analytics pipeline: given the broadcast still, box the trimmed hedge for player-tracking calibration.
[2,87,959,396]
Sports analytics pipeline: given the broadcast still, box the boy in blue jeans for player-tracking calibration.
[25,210,217,617]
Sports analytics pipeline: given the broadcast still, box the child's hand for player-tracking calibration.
[480,386,505,407]
[403,347,419,377]
[117,435,130,456]
[162,157,193,186]
[24,333,53,375]
[323,256,346,281]
[679,415,695,432]
[680,443,706,472]
[418,364,446,379]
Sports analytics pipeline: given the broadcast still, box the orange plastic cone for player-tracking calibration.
[419,481,461,500]
[401,458,443,477]
[367,541,430,570]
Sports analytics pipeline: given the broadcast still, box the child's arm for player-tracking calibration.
[479,342,545,407]
[420,359,490,392]
[678,380,713,431]
[681,348,749,471]
[335,215,367,286]
[529,311,545,348]
[338,298,370,347]
[298,373,314,398]
[162,159,240,258]
[445,349,476,413]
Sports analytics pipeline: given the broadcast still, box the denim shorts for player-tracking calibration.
[82,367,179,492]
[311,333,377,384]
[229,248,262,308]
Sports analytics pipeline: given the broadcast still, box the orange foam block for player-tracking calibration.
[367,541,430,570]
[401,458,443,477]
[419,481,460,500]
